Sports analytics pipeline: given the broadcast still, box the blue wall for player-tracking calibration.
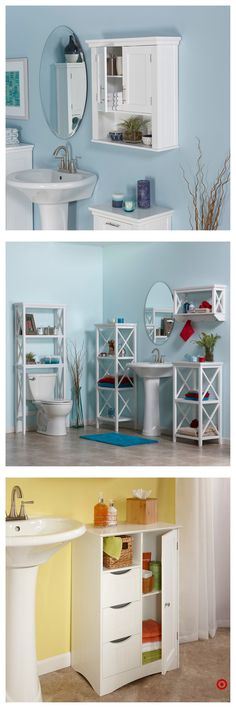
[6,5,230,229]
[6,242,230,437]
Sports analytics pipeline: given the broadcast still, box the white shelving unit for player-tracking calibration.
[85,36,181,152]
[173,285,226,322]
[173,361,223,447]
[95,323,137,432]
[145,306,174,342]
[14,303,66,434]
[72,521,180,696]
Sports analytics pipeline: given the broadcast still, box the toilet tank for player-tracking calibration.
[27,373,57,400]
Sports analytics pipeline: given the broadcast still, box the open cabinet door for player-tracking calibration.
[161,529,179,675]
[96,46,107,111]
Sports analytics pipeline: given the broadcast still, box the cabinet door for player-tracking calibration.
[96,47,107,111]
[122,46,152,114]
[161,529,178,674]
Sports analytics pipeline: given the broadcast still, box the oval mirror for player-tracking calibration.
[39,25,87,139]
[144,281,174,344]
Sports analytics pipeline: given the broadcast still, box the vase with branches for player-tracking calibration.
[67,340,85,428]
[181,138,230,230]
[195,332,221,362]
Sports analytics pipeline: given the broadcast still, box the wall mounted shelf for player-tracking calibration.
[173,285,226,322]
[86,36,181,152]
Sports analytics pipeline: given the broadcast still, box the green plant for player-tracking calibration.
[181,138,230,230]
[195,332,221,361]
[26,352,36,364]
[118,115,149,142]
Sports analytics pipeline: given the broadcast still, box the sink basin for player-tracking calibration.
[6,516,86,702]
[131,362,173,436]
[6,516,86,568]
[7,168,98,230]
[131,362,173,379]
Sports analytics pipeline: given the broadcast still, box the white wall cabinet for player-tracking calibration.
[86,37,181,152]
[56,63,86,135]
[90,204,173,230]
[6,144,34,229]
[72,522,180,696]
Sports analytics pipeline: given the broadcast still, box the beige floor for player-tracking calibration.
[6,426,230,467]
[40,628,230,702]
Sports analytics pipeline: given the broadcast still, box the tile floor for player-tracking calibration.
[6,427,230,467]
[40,628,230,702]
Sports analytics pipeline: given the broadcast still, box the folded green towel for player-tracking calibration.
[103,536,122,560]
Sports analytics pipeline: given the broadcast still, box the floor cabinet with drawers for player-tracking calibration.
[72,522,180,696]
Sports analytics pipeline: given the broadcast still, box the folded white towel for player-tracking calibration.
[142,641,161,652]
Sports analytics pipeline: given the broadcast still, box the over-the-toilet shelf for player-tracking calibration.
[95,322,137,432]
[14,303,66,434]
[86,36,181,152]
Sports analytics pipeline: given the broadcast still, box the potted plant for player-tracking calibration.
[67,340,85,428]
[195,332,221,362]
[26,352,36,364]
[118,116,149,143]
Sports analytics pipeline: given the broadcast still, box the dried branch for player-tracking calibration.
[181,139,230,230]
[67,340,85,396]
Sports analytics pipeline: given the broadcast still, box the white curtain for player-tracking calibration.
[176,478,217,642]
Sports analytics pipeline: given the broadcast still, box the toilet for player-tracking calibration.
[27,373,72,436]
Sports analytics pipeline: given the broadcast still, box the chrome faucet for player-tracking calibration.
[152,347,161,363]
[6,485,34,521]
[53,144,81,173]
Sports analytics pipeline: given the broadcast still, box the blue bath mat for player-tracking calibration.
[80,433,159,447]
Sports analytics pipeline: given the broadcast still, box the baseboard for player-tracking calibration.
[37,652,71,676]
[217,619,230,628]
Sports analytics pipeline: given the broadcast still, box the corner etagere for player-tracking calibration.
[14,303,66,434]
[173,285,226,322]
[173,361,223,447]
[95,322,137,432]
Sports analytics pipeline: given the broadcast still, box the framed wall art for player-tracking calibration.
[6,58,29,119]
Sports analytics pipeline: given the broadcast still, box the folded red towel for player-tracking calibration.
[98,376,133,385]
[142,619,162,640]
[180,319,195,341]
[199,300,212,310]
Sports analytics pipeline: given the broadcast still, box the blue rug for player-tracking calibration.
[80,433,159,447]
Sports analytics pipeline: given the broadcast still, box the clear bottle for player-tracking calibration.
[94,494,108,527]
[107,500,117,526]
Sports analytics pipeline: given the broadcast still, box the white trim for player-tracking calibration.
[37,652,71,677]
[86,37,181,48]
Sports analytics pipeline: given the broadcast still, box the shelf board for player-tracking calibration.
[92,138,171,152]
[175,397,219,404]
[19,363,64,369]
[97,356,134,360]
[142,590,162,597]
[25,334,64,339]
[97,415,133,422]
[176,432,219,441]
[103,563,140,573]
[97,385,134,391]
[175,312,224,322]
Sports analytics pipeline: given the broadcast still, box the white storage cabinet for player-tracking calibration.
[95,322,137,432]
[56,63,86,135]
[173,285,226,322]
[14,303,66,434]
[90,204,173,230]
[72,522,180,696]
[85,36,181,152]
[173,361,223,447]
[6,144,34,229]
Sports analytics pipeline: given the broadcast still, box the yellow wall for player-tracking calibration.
[6,477,175,660]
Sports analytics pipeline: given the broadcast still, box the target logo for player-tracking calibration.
[216,678,228,690]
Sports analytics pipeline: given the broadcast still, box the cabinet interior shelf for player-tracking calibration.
[102,563,140,573]
[176,397,219,405]
[142,590,162,598]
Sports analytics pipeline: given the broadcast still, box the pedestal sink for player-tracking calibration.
[6,516,86,702]
[7,168,97,230]
[131,362,173,436]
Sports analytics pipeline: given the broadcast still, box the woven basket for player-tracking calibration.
[103,535,133,569]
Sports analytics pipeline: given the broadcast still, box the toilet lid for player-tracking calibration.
[35,399,72,405]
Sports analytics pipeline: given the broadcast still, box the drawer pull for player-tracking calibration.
[105,221,120,227]
[110,635,131,644]
[111,602,131,609]
[111,569,131,575]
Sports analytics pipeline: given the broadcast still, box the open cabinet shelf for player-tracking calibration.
[173,285,226,322]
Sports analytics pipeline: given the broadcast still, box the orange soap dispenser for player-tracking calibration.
[94,493,108,527]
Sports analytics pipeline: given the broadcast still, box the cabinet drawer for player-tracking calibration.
[102,567,141,608]
[102,600,141,642]
[93,214,134,230]
[102,634,141,678]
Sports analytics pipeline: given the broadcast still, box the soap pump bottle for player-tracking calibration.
[107,500,117,526]
[94,494,108,527]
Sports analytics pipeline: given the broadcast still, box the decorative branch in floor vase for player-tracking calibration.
[181,138,230,229]
[67,340,85,427]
